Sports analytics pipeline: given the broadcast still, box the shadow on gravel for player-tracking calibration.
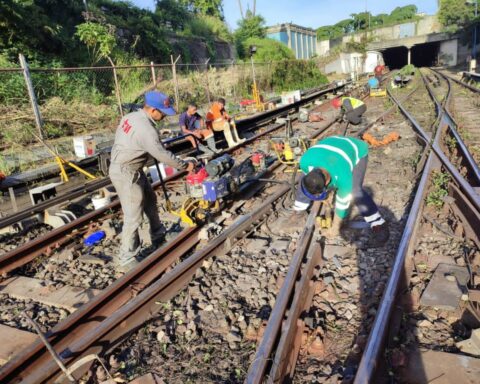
[333,186,418,384]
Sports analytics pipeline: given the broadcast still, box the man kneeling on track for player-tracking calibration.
[293,135,389,247]
[179,103,219,155]
[332,96,367,126]
[109,91,195,272]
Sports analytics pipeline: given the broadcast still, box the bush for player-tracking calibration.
[270,60,328,91]
[242,38,295,62]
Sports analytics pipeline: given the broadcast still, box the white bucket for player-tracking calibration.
[73,136,96,159]
[92,193,111,210]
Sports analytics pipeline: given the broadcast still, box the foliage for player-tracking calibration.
[234,10,267,58]
[438,0,477,33]
[242,38,294,62]
[399,64,415,76]
[316,4,419,41]
[179,0,224,19]
[269,60,328,92]
[75,22,116,64]
[183,14,233,42]
[426,171,451,208]
[156,0,190,30]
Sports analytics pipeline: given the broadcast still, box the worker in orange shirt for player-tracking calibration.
[206,98,246,148]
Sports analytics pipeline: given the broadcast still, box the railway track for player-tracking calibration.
[4,67,479,383]
[354,69,480,383]
[0,80,359,381]
[0,81,349,230]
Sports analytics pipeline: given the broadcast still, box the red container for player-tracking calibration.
[251,152,265,169]
[186,168,208,198]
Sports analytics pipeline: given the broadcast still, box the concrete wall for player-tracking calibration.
[439,39,458,66]
[316,40,330,56]
[324,51,383,74]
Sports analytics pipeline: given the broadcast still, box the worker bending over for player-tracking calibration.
[179,103,219,155]
[207,97,246,148]
[293,135,389,247]
[109,91,194,271]
[332,96,366,125]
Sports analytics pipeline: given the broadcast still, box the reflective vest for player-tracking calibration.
[341,97,364,109]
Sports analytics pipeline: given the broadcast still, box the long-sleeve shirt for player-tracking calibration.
[110,109,187,172]
[299,136,368,218]
[206,102,229,121]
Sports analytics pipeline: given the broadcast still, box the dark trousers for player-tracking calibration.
[345,104,367,125]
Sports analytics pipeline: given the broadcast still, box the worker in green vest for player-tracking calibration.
[293,135,389,247]
[332,96,366,125]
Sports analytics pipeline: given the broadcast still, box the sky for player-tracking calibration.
[131,0,439,30]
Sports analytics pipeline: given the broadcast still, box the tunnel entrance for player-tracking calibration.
[382,46,408,69]
[411,41,440,67]
[382,42,441,69]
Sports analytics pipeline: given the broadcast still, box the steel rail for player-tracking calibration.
[1,183,293,383]
[0,115,318,275]
[246,202,321,383]
[355,71,480,383]
[0,81,348,230]
[387,86,480,212]
[426,68,480,184]
[444,71,480,94]
[0,108,343,383]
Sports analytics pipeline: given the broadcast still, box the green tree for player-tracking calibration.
[243,37,294,62]
[438,0,476,33]
[388,5,418,23]
[180,0,224,19]
[234,10,266,57]
[75,22,117,64]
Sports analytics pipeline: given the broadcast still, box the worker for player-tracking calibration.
[206,97,246,148]
[332,96,366,126]
[293,135,389,247]
[109,91,195,271]
[374,64,385,82]
[179,103,219,155]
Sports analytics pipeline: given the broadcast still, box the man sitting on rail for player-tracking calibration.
[332,96,366,126]
[206,97,246,148]
[179,103,219,155]
[293,135,389,247]
[109,91,195,271]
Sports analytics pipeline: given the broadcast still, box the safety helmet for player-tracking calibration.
[301,169,328,201]
[331,98,342,109]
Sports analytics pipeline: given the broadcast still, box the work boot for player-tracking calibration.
[368,222,390,248]
[223,127,239,148]
[206,137,221,153]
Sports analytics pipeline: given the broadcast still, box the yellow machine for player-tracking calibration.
[271,137,309,167]
[369,88,387,97]
[252,81,265,112]
[170,198,220,227]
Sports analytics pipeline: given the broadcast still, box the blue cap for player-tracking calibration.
[144,91,176,115]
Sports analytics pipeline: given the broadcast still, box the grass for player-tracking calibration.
[425,171,450,208]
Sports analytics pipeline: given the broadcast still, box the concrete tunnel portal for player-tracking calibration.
[382,41,440,69]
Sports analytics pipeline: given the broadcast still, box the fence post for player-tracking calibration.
[170,55,181,112]
[150,61,157,87]
[107,57,124,117]
[204,58,211,104]
[19,54,44,140]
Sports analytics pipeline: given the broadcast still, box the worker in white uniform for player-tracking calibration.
[109,91,194,271]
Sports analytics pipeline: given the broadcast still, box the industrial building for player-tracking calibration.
[266,23,317,59]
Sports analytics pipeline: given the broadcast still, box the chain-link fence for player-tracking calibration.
[0,57,328,174]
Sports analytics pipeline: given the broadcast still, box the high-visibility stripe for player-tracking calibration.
[294,201,310,211]
[364,212,381,222]
[333,136,360,165]
[311,144,353,171]
[370,218,385,227]
[336,194,352,203]
[335,201,350,210]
